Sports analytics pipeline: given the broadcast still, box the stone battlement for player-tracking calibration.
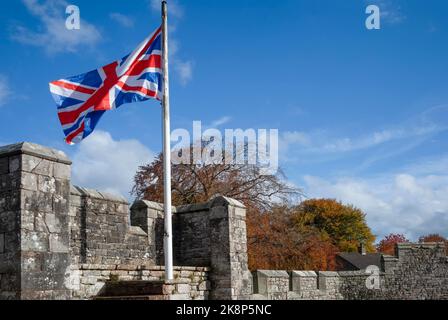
[252,242,448,300]
[0,142,447,300]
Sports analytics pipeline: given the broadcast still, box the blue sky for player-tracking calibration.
[1,0,448,240]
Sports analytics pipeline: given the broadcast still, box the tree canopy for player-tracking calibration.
[132,147,447,270]
[376,233,409,255]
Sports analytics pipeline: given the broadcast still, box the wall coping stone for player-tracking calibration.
[337,270,373,277]
[318,271,340,277]
[209,196,246,209]
[292,271,317,277]
[130,199,173,212]
[257,270,289,278]
[70,184,82,196]
[128,226,147,236]
[78,264,210,272]
[382,255,398,262]
[130,195,246,214]
[396,242,445,250]
[71,185,128,204]
[0,142,71,164]
[176,202,209,213]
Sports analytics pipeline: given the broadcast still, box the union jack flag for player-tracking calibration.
[49,26,163,144]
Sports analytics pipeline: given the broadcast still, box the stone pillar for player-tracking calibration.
[130,200,165,265]
[254,270,289,300]
[0,143,72,299]
[208,196,252,300]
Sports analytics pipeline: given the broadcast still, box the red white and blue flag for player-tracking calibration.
[49,26,163,144]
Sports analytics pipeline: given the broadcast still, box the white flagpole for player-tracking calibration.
[161,0,173,281]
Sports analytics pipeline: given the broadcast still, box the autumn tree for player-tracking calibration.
[132,147,305,271]
[376,233,409,255]
[290,199,376,253]
[132,145,301,211]
[247,205,339,271]
[419,234,448,254]
[132,147,376,271]
[418,233,446,243]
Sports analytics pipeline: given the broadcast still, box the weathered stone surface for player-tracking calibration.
[254,270,289,300]
[49,234,69,253]
[0,232,4,253]
[0,142,71,300]
[0,158,8,175]
[0,142,71,165]
[8,156,20,173]
[1,141,447,301]
[22,231,48,252]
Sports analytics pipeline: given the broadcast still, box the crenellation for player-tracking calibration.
[0,142,447,300]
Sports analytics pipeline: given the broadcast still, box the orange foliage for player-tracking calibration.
[246,207,338,271]
[419,234,448,255]
[376,233,409,255]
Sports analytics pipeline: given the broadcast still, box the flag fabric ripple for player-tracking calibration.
[49,26,163,144]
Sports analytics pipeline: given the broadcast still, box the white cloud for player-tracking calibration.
[303,168,448,241]
[281,125,444,156]
[365,0,406,25]
[174,60,193,86]
[279,106,448,170]
[0,75,11,107]
[150,0,193,85]
[109,13,134,28]
[11,0,101,54]
[71,131,155,198]
[210,116,231,128]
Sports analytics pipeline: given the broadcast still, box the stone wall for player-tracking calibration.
[72,264,210,300]
[1,141,447,300]
[0,143,72,300]
[69,186,152,266]
[0,145,22,299]
[253,243,448,300]
[0,142,253,300]
[131,197,253,300]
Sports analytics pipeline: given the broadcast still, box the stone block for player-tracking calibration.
[21,252,43,272]
[0,158,8,174]
[8,156,20,173]
[0,211,17,233]
[45,213,62,233]
[22,231,48,252]
[198,280,210,291]
[163,284,176,295]
[49,234,69,253]
[0,233,4,253]
[168,293,191,300]
[53,163,70,180]
[291,271,318,293]
[176,283,191,294]
[38,175,56,193]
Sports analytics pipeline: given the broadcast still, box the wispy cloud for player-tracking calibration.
[281,125,444,155]
[367,0,406,25]
[210,116,231,128]
[304,168,448,241]
[280,106,448,169]
[174,60,193,86]
[11,0,101,54]
[71,130,155,198]
[149,0,193,85]
[109,12,134,28]
[0,75,11,107]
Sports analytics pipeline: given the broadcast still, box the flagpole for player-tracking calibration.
[161,0,174,281]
